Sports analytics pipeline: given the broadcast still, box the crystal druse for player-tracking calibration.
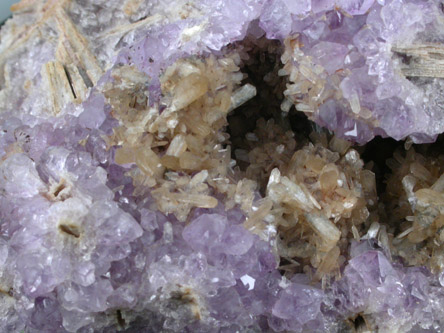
[1,0,444,332]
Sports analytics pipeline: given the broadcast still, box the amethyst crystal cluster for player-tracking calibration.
[1,0,444,332]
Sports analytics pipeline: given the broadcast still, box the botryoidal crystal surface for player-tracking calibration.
[2,0,444,332]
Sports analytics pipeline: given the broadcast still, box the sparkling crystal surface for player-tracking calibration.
[1,1,444,332]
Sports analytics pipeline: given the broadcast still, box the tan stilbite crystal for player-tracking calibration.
[386,147,444,272]
[103,53,247,221]
[101,38,378,280]
[262,139,376,279]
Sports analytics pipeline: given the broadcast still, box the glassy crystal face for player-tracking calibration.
[2,0,444,332]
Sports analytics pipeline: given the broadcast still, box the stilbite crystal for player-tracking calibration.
[1,0,444,332]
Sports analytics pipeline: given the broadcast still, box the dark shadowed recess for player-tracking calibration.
[225,36,314,170]
[223,32,444,216]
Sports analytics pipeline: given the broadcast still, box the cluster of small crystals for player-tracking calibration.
[265,135,379,281]
[103,54,244,222]
[230,106,379,279]
[278,0,444,144]
[2,0,444,332]
[384,147,444,273]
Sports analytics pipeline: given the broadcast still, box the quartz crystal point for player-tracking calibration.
[1,0,444,332]
[279,0,444,144]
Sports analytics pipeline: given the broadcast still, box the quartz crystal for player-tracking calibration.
[2,0,444,332]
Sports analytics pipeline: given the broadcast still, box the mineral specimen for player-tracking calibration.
[1,0,444,332]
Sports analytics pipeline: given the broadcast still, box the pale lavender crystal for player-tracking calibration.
[291,0,444,143]
[282,0,311,15]
[78,94,107,130]
[272,280,324,328]
[259,0,293,40]
[337,0,375,15]
[1,0,444,332]
[311,0,335,13]
[308,41,349,74]
[329,248,444,332]
[183,213,254,256]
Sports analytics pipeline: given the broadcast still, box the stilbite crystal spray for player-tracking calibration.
[1,0,444,332]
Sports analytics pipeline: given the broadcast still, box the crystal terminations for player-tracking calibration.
[1,0,444,332]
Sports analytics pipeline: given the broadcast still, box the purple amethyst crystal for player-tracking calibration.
[1,0,444,332]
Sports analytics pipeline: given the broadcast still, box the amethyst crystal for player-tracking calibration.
[1,0,444,332]
[280,0,444,143]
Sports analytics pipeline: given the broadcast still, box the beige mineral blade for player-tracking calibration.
[392,44,444,78]
[54,8,103,86]
[96,13,163,40]
[41,61,76,115]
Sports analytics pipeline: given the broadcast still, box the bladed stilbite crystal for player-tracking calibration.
[1,0,444,332]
